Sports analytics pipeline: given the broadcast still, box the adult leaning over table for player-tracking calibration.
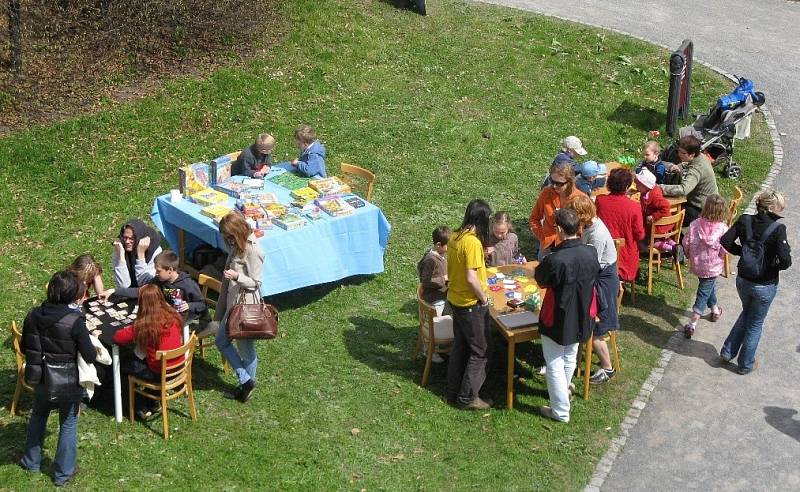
[111,218,162,289]
[213,211,265,403]
[595,168,645,284]
[660,135,719,226]
[529,161,584,260]
[446,199,493,410]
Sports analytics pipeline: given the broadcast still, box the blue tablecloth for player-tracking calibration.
[150,174,391,296]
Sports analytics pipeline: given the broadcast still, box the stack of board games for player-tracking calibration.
[263,203,287,219]
[290,187,319,206]
[269,172,311,191]
[179,162,211,196]
[215,179,248,199]
[190,188,229,206]
[315,196,355,217]
[308,176,351,196]
[201,203,233,220]
[245,191,279,206]
[272,213,309,230]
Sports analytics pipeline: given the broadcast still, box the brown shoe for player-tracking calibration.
[460,397,492,410]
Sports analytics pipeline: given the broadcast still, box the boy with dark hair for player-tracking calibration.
[417,225,451,314]
[110,250,208,324]
[534,208,600,423]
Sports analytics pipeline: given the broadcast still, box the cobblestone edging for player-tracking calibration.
[473,6,787,491]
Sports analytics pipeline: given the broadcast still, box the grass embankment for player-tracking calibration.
[0,0,772,489]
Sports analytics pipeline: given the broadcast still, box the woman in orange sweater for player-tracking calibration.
[113,284,184,419]
[529,162,584,259]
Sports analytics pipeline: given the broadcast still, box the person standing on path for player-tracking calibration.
[446,199,494,410]
[720,190,792,374]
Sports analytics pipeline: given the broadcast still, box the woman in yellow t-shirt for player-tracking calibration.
[446,199,494,410]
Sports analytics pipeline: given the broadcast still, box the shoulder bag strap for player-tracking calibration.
[743,214,753,241]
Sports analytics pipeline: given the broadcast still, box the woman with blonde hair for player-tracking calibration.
[720,190,792,374]
[214,212,265,401]
[529,161,583,260]
[69,254,113,299]
[566,195,619,384]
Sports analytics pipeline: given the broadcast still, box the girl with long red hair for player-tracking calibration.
[113,284,184,419]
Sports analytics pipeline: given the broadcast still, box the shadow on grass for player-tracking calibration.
[378,0,426,15]
[608,100,665,133]
[763,406,800,443]
[345,316,421,384]
[190,358,231,392]
[267,275,375,311]
[0,419,34,463]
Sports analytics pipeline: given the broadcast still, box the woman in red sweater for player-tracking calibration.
[113,284,184,419]
[596,168,645,282]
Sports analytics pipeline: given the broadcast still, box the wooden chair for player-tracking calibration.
[723,186,744,278]
[129,334,198,440]
[10,321,33,416]
[613,238,635,305]
[412,286,454,386]
[646,209,686,295]
[197,274,229,374]
[340,162,375,202]
[578,331,622,400]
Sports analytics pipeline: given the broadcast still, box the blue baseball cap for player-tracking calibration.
[580,160,606,178]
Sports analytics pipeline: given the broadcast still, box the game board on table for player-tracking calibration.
[82,297,137,344]
[486,266,542,314]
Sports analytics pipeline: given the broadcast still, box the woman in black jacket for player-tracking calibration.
[19,271,96,486]
[720,190,792,375]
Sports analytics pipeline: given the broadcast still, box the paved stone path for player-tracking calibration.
[479,0,800,489]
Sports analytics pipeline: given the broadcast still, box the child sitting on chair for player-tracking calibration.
[485,212,522,266]
[575,161,607,196]
[417,226,451,316]
[112,284,185,420]
[69,254,114,300]
[634,168,673,252]
[275,124,327,178]
[635,140,668,185]
[107,251,208,325]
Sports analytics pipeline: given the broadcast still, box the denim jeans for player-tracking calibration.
[215,312,258,385]
[692,277,718,315]
[721,276,778,373]
[541,335,579,422]
[446,303,491,406]
[20,389,79,485]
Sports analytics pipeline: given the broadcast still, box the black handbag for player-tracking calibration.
[43,357,83,403]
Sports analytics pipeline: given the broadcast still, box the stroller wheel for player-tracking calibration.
[725,163,742,179]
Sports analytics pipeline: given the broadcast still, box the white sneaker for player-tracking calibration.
[431,353,445,364]
[538,366,547,375]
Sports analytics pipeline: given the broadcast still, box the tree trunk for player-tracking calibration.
[8,0,22,74]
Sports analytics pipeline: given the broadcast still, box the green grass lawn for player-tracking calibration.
[0,0,773,490]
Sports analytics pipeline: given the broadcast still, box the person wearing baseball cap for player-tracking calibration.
[543,136,588,189]
[575,160,607,195]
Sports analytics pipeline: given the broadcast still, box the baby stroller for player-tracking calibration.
[662,77,765,179]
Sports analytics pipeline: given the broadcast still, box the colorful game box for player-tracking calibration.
[290,187,320,206]
[179,162,211,196]
[190,188,230,206]
[308,176,351,196]
[269,172,312,191]
[272,213,309,230]
[200,203,233,220]
[211,154,235,186]
[316,196,356,217]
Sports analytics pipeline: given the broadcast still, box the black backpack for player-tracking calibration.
[737,215,781,279]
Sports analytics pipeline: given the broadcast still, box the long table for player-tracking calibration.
[151,171,391,296]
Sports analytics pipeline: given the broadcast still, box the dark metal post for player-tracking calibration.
[666,39,693,136]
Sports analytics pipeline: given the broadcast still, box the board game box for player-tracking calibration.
[272,213,309,230]
[211,154,234,186]
[290,187,320,206]
[269,172,311,191]
[308,176,351,196]
[201,203,233,220]
[179,162,211,196]
[315,196,356,217]
[190,188,230,206]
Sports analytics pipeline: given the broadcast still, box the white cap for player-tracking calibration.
[561,136,587,156]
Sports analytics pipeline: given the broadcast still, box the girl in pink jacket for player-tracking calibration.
[681,194,730,338]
